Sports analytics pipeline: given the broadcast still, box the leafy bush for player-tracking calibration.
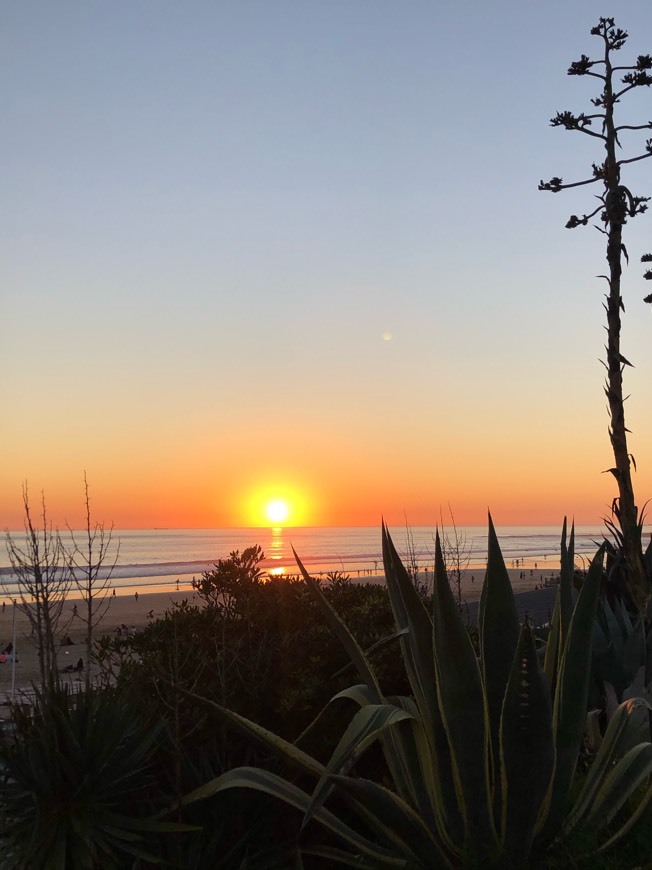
[95,565,410,864]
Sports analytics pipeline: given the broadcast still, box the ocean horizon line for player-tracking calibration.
[1,521,619,534]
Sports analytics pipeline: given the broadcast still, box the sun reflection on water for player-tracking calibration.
[268,527,285,577]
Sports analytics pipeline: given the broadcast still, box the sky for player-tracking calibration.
[3,1,652,530]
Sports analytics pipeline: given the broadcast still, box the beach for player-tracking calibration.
[0,566,559,705]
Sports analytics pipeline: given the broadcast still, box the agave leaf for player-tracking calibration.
[382,694,444,827]
[187,767,405,866]
[595,779,652,854]
[559,519,574,647]
[330,774,454,868]
[644,535,652,583]
[585,708,603,755]
[302,704,414,830]
[300,845,396,869]
[332,629,410,680]
[480,514,520,796]
[381,524,459,837]
[431,532,498,859]
[646,623,652,674]
[293,547,384,700]
[567,697,652,832]
[622,616,646,681]
[621,665,649,701]
[179,690,325,779]
[619,600,634,634]
[330,684,381,707]
[107,814,199,833]
[296,544,435,822]
[585,742,652,828]
[381,524,440,725]
[295,682,384,749]
[543,520,574,695]
[538,544,606,843]
[543,595,562,690]
[621,670,652,745]
[500,622,555,866]
[324,682,452,813]
[591,615,609,659]
[602,599,625,660]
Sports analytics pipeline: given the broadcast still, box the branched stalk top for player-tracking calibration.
[539,17,652,293]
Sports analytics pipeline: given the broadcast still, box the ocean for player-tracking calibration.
[0,523,636,597]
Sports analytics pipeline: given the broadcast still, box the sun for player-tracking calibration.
[265,499,290,525]
[243,483,309,526]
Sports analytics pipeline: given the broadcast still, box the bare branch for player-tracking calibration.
[615,123,652,133]
[618,151,652,168]
[65,473,120,690]
[539,175,602,192]
[3,485,73,684]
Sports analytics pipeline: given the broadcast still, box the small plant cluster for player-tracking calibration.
[0,684,193,868]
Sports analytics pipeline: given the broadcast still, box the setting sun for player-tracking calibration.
[242,483,311,527]
[266,499,289,524]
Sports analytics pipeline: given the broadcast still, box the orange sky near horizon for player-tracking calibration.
[2,411,649,530]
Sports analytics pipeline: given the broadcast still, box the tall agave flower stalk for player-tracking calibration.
[539,18,652,614]
[182,519,652,868]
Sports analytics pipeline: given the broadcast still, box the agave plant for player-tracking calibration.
[584,593,652,753]
[182,518,652,868]
[602,510,652,615]
[0,683,194,869]
[579,526,652,749]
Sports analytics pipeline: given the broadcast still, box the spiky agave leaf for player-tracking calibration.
[499,621,555,866]
[479,514,520,799]
[186,767,407,867]
[537,544,606,844]
[293,547,384,700]
[294,546,435,823]
[543,520,575,693]
[381,523,458,842]
[566,697,652,834]
[431,532,499,862]
[301,703,414,831]
[327,688,445,843]
[330,774,455,868]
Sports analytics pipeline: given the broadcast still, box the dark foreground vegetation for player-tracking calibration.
[2,16,652,869]
[1,519,652,868]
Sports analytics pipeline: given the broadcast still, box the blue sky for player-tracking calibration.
[2,1,651,528]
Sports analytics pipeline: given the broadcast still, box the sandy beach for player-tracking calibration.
[0,566,559,705]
